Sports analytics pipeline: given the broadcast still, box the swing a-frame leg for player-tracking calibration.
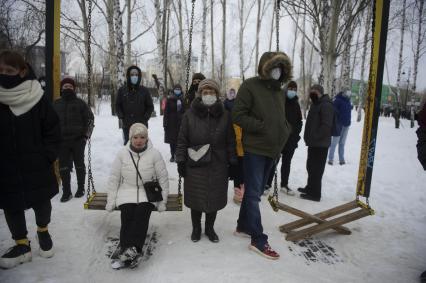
[268,197,374,242]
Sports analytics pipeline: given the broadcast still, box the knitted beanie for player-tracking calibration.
[129,123,148,139]
[60,77,76,90]
[192,73,206,81]
[197,79,221,97]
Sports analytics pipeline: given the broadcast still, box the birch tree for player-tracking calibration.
[254,0,270,72]
[221,0,226,92]
[200,0,208,73]
[211,0,215,79]
[114,0,125,88]
[394,0,407,128]
[238,0,256,80]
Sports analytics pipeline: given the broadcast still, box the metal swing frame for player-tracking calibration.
[267,0,389,241]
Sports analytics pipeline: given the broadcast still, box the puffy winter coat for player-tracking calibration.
[283,94,303,151]
[304,94,334,148]
[175,98,237,213]
[163,94,185,144]
[105,140,169,210]
[0,81,61,210]
[53,91,94,141]
[116,66,154,129]
[333,92,352,127]
[232,52,292,159]
[417,102,426,170]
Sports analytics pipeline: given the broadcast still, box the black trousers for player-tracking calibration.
[170,143,177,157]
[119,202,154,251]
[233,157,244,188]
[280,147,296,187]
[4,200,52,241]
[122,128,130,145]
[306,147,328,198]
[59,138,86,194]
[191,209,217,230]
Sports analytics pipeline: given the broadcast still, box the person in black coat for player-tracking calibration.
[265,81,302,196]
[176,79,237,243]
[53,77,94,202]
[163,84,185,162]
[299,84,334,202]
[0,50,61,269]
[116,65,154,145]
[184,72,205,110]
[223,88,236,111]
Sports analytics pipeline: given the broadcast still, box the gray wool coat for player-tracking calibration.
[176,97,237,213]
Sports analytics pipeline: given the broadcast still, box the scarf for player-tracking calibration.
[0,80,44,116]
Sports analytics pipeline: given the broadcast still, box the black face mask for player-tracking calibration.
[310,92,319,102]
[0,74,25,89]
[61,89,75,97]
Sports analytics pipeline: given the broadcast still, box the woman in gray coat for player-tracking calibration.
[176,79,237,243]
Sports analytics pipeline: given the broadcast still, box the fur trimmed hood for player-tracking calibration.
[257,51,292,83]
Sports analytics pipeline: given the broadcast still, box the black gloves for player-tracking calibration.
[177,162,186,177]
[228,164,238,180]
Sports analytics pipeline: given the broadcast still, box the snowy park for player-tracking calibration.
[0,100,425,283]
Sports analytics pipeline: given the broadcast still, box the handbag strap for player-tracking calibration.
[129,151,145,183]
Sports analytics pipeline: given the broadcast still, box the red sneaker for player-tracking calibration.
[249,242,280,260]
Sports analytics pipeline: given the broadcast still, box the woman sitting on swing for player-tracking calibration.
[105,123,169,263]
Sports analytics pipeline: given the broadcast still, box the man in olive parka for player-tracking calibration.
[232,51,292,260]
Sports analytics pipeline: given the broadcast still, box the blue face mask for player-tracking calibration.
[130,75,139,85]
[287,90,297,99]
[174,89,182,96]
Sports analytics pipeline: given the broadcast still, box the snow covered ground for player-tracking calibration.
[1,99,425,283]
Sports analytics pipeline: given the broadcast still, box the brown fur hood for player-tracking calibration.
[257,51,292,83]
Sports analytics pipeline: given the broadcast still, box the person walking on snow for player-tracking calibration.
[176,79,237,243]
[265,80,303,196]
[53,77,94,202]
[328,89,352,165]
[0,50,61,269]
[105,123,169,264]
[163,84,185,162]
[298,84,334,202]
[232,51,292,260]
[116,65,154,145]
[184,72,205,110]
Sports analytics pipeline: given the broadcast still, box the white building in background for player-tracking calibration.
[145,53,198,89]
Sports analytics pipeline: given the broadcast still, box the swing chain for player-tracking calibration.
[86,0,95,201]
[275,0,281,52]
[272,168,279,203]
[185,0,196,95]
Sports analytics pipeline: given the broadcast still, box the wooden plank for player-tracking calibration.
[279,201,359,233]
[275,201,352,235]
[285,208,371,242]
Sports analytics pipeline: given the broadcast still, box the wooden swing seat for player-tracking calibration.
[84,192,182,211]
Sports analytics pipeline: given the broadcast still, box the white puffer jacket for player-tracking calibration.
[105,140,169,210]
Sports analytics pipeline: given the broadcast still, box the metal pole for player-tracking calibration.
[45,0,61,101]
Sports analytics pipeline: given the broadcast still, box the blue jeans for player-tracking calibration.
[237,152,274,249]
[328,126,349,163]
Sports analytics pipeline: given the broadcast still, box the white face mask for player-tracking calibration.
[201,94,217,106]
[270,67,282,80]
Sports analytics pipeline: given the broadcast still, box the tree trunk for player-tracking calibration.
[155,0,163,82]
[161,0,168,88]
[300,2,306,119]
[357,2,372,122]
[255,0,261,74]
[164,2,170,89]
[268,0,276,52]
[221,0,226,92]
[114,0,125,88]
[395,0,407,128]
[350,22,362,89]
[107,0,118,115]
[200,0,208,73]
[340,0,354,93]
[323,0,340,97]
[211,0,215,79]
[239,0,245,79]
[411,0,424,128]
[126,0,131,67]
[291,6,300,64]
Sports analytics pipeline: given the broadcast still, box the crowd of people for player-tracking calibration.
[1,48,425,274]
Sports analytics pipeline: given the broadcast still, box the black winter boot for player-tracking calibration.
[37,229,54,258]
[205,211,219,243]
[191,209,202,242]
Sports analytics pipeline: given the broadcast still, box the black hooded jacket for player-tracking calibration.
[116,66,154,128]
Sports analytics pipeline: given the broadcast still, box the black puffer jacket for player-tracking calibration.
[304,95,334,148]
[283,95,303,151]
[176,98,236,213]
[417,127,426,170]
[53,91,94,141]
[0,95,61,210]
[116,66,154,128]
[163,94,185,144]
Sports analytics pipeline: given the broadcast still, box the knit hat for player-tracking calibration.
[288,81,297,89]
[192,73,206,82]
[197,79,221,97]
[310,84,324,96]
[129,123,148,139]
[173,83,182,90]
[60,77,76,90]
